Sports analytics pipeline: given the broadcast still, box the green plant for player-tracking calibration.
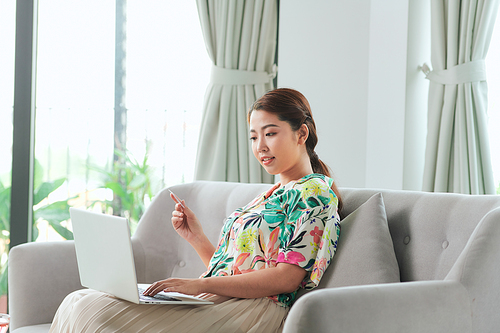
[0,181,10,243]
[32,159,73,241]
[33,179,73,241]
[0,160,73,296]
[92,146,154,234]
[0,181,11,296]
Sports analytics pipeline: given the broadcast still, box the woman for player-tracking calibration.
[50,88,342,333]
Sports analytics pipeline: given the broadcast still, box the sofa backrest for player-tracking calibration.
[132,181,500,285]
[340,188,500,282]
[132,181,270,283]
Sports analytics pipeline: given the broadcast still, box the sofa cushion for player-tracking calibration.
[11,323,52,333]
[315,192,400,289]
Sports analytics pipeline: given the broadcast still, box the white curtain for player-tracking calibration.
[423,0,499,194]
[194,0,277,183]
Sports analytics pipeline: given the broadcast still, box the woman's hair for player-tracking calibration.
[248,88,343,211]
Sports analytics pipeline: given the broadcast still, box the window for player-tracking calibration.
[125,0,210,187]
[34,0,116,241]
[5,0,211,311]
[32,1,210,239]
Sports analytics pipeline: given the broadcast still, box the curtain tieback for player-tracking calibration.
[421,60,486,85]
[210,64,277,85]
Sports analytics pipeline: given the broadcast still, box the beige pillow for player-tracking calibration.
[316,192,400,290]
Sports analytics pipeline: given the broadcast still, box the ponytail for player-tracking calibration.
[306,140,343,212]
[308,150,330,177]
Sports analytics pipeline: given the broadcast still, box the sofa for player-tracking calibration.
[8,180,500,332]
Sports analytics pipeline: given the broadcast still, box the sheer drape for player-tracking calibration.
[194,0,277,183]
[423,0,499,194]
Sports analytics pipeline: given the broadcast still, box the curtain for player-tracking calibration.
[194,0,277,183]
[422,0,499,194]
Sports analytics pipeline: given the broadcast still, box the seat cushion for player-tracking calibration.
[315,192,400,289]
[11,323,52,333]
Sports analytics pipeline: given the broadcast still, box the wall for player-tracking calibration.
[403,0,431,190]
[277,0,430,190]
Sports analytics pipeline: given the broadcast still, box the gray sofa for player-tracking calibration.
[8,181,500,332]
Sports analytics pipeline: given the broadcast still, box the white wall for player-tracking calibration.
[403,0,431,190]
[278,0,430,190]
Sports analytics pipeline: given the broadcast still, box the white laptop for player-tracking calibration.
[70,208,213,305]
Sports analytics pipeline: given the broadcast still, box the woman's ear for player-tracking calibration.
[297,124,309,145]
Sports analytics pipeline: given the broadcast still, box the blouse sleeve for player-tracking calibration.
[275,176,341,290]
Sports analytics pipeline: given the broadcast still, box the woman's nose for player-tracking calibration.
[257,139,268,152]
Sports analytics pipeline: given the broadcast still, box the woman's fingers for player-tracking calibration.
[169,192,184,207]
[172,210,184,218]
[143,282,164,296]
[170,193,189,215]
[171,207,184,224]
[143,279,179,296]
[172,209,185,227]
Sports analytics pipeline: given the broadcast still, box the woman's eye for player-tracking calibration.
[266,132,276,137]
[250,137,257,141]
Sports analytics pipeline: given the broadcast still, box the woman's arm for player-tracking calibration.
[170,195,215,268]
[188,233,215,269]
[143,262,307,298]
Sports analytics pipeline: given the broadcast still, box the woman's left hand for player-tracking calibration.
[143,263,306,299]
[143,278,204,296]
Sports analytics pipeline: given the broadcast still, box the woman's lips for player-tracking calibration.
[262,157,275,166]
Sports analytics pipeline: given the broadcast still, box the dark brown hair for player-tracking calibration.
[248,88,342,211]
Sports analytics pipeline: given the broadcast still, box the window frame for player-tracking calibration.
[10,0,38,248]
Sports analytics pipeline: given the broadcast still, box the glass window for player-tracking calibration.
[0,0,16,313]
[125,1,209,188]
[34,1,210,240]
[34,0,116,241]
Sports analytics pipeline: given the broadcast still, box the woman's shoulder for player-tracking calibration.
[279,174,335,207]
[293,173,333,193]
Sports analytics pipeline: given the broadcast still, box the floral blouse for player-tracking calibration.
[200,174,341,307]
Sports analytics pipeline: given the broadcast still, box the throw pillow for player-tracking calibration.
[296,192,400,301]
[319,192,400,288]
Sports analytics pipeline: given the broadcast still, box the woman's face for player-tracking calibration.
[249,110,311,184]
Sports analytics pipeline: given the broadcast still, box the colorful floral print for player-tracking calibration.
[200,174,341,307]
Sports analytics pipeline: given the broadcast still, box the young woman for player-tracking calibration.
[49,88,342,333]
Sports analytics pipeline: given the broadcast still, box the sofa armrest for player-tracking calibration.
[8,241,83,331]
[445,207,500,333]
[283,281,472,333]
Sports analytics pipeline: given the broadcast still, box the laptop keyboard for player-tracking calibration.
[138,287,181,302]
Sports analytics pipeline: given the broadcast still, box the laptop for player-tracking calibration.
[70,208,213,305]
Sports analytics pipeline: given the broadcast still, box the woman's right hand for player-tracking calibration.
[170,193,205,244]
[170,193,216,268]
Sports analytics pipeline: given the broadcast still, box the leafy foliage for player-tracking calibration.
[0,160,73,296]
[92,146,154,234]
[33,170,73,241]
[0,181,10,296]
[0,182,10,242]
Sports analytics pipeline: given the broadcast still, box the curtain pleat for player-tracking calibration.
[194,0,277,183]
[423,0,499,194]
